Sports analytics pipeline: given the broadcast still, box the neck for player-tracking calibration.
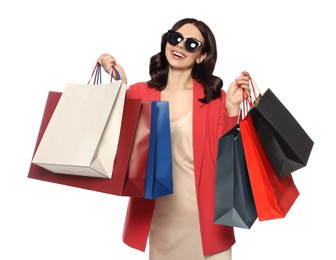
[166,69,193,90]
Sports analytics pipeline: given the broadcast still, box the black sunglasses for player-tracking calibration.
[167,30,203,53]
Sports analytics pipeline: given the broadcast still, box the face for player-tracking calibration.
[165,23,207,70]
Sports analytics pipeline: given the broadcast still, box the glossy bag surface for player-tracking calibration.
[215,124,257,229]
[250,88,314,178]
[144,101,173,199]
[240,114,300,221]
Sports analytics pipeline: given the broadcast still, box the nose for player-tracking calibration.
[177,40,185,50]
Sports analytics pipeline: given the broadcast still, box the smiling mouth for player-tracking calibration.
[172,51,186,58]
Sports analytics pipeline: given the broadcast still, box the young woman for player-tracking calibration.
[98,18,250,260]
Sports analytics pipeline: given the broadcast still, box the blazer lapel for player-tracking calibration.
[192,80,208,191]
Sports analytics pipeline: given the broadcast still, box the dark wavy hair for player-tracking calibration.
[147,18,223,103]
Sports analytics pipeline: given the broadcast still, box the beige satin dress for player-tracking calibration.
[149,111,232,260]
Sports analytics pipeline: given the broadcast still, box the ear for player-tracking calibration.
[196,52,207,64]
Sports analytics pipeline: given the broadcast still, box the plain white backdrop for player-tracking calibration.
[1,0,334,259]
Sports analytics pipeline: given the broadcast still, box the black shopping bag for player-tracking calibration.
[214,124,257,229]
[250,88,314,178]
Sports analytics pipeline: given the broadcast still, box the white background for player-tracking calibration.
[1,0,334,259]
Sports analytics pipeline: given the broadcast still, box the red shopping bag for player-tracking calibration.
[28,92,147,196]
[110,100,152,197]
[240,114,299,221]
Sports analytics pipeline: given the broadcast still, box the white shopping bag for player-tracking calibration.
[32,65,126,178]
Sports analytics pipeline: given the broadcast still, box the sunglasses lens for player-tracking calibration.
[185,38,201,52]
[167,31,182,46]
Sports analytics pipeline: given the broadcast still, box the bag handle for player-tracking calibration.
[249,77,262,104]
[237,75,263,122]
[238,88,252,122]
[87,62,121,85]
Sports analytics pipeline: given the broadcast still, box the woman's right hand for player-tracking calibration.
[97,53,127,84]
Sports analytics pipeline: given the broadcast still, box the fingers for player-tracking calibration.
[235,71,251,91]
[98,53,117,73]
[235,77,249,90]
[97,53,106,65]
[97,53,113,65]
[241,70,250,78]
[226,71,253,115]
[98,53,127,84]
[232,73,250,104]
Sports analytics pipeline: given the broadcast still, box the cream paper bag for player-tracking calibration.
[32,80,126,178]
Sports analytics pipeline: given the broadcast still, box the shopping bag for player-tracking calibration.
[240,114,300,221]
[28,93,145,195]
[214,124,257,229]
[110,100,152,197]
[144,101,173,199]
[249,79,314,178]
[32,64,126,178]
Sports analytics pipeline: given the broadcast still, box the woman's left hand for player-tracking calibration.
[225,71,251,116]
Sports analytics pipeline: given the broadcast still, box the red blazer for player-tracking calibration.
[122,79,237,256]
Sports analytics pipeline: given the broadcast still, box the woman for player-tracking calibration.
[99,18,250,260]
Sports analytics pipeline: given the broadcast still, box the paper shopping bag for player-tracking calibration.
[214,124,257,229]
[28,92,144,195]
[240,114,299,221]
[110,99,152,197]
[144,101,173,199]
[122,101,152,197]
[32,78,126,178]
[250,87,314,178]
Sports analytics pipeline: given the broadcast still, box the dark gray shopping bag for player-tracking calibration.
[214,124,257,229]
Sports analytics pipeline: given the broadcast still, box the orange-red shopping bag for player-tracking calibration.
[240,114,299,221]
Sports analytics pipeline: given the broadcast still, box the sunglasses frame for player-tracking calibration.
[167,30,203,53]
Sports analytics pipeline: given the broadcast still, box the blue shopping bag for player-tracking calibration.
[144,101,173,199]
